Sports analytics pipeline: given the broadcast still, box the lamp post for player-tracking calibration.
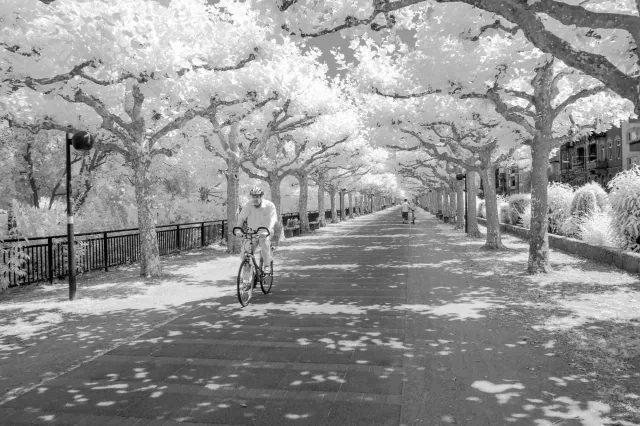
[370,193,374,212]
[455,173,468,234]
[66,131,95,300]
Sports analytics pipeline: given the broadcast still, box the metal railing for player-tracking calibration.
[1,208,360,288]
[1,220,225,287]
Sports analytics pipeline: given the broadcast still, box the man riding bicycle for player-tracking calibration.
[236,186,277,274]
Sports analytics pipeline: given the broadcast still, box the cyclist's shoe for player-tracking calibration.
[263,265,272,274]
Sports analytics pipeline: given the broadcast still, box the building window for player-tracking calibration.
[608,141,613,159]
[601,143,605,159]
[617,138,621,159]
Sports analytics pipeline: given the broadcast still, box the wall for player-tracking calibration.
[476,217,640,275]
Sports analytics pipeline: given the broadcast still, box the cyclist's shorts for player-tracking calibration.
[402,212,409,219]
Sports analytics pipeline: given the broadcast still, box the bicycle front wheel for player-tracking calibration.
[260,259,273,294]
[237,259,254,307]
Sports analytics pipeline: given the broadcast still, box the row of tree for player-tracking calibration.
[4,0,639,278]
[0,0,403,277]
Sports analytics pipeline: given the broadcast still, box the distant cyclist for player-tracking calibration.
[236,186,277,273]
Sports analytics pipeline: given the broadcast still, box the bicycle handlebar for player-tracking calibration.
[232,226,271,238]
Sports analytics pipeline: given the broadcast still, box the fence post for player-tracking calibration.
[200,222,205,247]
[176,224,181,251]
[47,237,53,284]
[103,232,108,272]
[222,220,226,241]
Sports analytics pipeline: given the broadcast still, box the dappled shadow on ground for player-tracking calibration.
[2,208,637,425]
[0,247,241,403]
[415,210,640,425]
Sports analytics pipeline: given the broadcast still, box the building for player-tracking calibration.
[548,148,561,183]
[621,118,640,170]
[558,126,622,188]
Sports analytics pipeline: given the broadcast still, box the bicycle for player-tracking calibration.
[232,226,274,307]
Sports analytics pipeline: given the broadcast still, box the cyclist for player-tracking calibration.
[236,186,277,273]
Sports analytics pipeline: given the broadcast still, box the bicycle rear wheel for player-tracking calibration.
[237,259,254,306]
[260,259,273,294]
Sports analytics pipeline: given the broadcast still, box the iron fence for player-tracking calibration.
[1,208,361,288]
[1,220,225,287]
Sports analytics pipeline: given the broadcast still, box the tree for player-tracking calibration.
[275,0,640,114]
[345,17,632,271]
[1,0,269,277]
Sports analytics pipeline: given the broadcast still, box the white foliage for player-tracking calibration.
[607,166,640,252]
[548,182,574,234]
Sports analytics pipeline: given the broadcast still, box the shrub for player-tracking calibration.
[507,193,532,215]
[477,200,486,218]
[520,206,532,229]
[607,167,640,252]
[0,234,29,290]
[564,190,598,238]
[570,189,598,218]
[579,211,615,247]
[578,181,609,212]
[548,182,574,234]
[499,202,513,224]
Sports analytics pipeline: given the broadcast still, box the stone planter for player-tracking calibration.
[284,228,294,238]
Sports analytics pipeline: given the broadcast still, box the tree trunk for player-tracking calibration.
[528,139,552,273]
[348,191,353,218]
[132,153,162,277]
[455,180,465,230]
[340,191,347,220]
[466,170,482,238]
[7,202,17,235]
[448,190,456,223]
[297,171,310,233]
[72,173,93,215]
[317,177,326,227]
[225,160,241,253]
[268,176,285,243]
[329,188,338,223]
[481,166,504,249]
[25,143,40,208]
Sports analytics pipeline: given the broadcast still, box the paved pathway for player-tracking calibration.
[1,209,608,425]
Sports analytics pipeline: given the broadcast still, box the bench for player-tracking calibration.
[309,221,319,231]
[284,218,301,237]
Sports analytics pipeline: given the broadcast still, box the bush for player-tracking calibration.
[507,193,531,215]
[607,167,640,252]
[520,206,532,229]
[499,202,513,224]
[564,190,598,238]
[477,200,486,218]
[570,189,598,218]
[578,181,608,212]
[0,234,29,290]
[579,211,615,247]
[507,193,531,225]
[548,182,574,234]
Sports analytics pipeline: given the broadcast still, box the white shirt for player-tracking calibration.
[237,199,278,233]
[401,201,410,212]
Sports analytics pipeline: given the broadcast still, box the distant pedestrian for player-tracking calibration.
[401,199,410,224]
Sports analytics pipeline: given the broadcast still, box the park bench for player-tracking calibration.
[284,218,301,237]
[309,221,320,231]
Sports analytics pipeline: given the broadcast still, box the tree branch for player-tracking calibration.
[553,85,607,117]
[468,19,519,41]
